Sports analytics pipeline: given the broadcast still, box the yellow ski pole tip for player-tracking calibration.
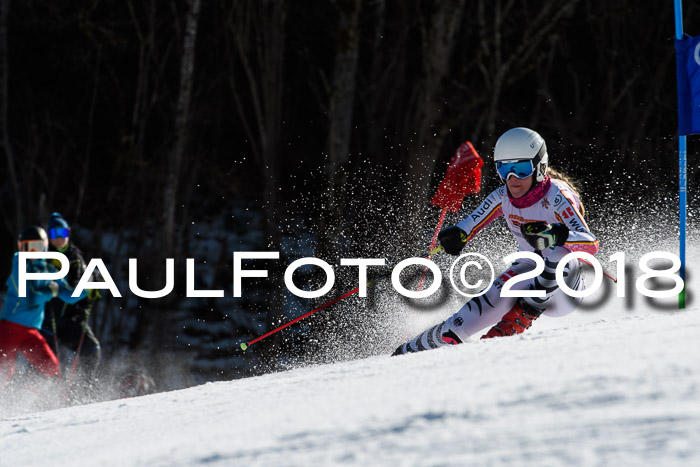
[240,343,248,351]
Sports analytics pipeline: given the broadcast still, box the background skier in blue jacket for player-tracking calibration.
[0,226,88,389]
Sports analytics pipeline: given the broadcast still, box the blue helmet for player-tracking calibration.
[48,212,70,231]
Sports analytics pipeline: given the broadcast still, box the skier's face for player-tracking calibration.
[50,236,69,250]
[506,174,533,198]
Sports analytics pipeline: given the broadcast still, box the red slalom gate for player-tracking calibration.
[417,141,483,290]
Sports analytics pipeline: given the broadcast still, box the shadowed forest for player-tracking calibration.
[1,0,698,387]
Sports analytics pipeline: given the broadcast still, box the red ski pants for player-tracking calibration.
[0,320,59,388]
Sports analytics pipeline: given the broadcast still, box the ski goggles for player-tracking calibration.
[19,239,47,252]
[49,227,70,239]
[496,160,535,180]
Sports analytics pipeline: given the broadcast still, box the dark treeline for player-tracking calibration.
[0,0,697,381]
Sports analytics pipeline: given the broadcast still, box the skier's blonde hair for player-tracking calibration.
[548,167,586,217]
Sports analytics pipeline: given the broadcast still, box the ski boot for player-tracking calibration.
[481,299,542,339]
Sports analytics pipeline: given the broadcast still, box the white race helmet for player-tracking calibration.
[494,127,549,182]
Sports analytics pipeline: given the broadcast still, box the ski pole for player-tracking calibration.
[579,258,617,283]
[429,244,444,255]
[240,241,453,351]
[240,282,375,351]
[49,307,60,359]
[62,309,91,405]
[416,208,448,291]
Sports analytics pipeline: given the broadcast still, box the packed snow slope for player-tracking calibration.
[1,282,699,465]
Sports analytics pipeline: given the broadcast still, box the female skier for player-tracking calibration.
[394,127,599,355]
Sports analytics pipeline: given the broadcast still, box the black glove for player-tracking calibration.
[438,225,467,255]
[520,222,569,251]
